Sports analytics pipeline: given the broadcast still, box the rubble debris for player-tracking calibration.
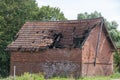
[49,33,63,48]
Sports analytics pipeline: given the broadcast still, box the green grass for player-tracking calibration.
[50,76,111,80]
[0,73,120,80]
[110,72,120,79]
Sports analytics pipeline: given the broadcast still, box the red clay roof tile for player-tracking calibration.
[7,18,103,51]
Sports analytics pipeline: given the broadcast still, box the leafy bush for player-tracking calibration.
[16,73,44,80]
[0,73,44,80]
[110,72,120,79]
[0,76,13,80]
[0,73,120,80]
[79,76,111,80]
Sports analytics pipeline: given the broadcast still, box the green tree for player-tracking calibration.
[0,0,38,77]
[77,11,102,20]
[34,6,67,21]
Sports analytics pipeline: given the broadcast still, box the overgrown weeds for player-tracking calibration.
[0,72,120,80]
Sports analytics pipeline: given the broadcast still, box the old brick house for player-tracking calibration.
[7,17,116,77]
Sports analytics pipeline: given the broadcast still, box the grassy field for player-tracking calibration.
[0,72,120,80]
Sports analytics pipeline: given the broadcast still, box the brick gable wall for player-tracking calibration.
[81,25,113,76]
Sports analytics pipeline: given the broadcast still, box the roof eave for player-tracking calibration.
[103,22,117,50]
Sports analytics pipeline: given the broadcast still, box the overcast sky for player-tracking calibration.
[36,0,120,30]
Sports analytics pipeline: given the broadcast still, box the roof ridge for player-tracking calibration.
[26,17,103,22]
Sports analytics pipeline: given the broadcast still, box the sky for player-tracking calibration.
[36,0,120,30]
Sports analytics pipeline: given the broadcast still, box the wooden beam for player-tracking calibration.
[94,19,104,66]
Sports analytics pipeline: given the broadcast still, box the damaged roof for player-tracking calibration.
[6,17,116,51]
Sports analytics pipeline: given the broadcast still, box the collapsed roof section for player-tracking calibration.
[7,18,110,51]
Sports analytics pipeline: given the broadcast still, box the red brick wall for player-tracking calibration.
[81,25,113,76]
[10,48,82,77]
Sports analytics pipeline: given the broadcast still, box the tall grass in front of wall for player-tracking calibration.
[0,72,120,80]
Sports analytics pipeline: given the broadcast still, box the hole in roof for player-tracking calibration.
[84,29,89,33]
[36,31,39,34]
[42,36,46,39]
[49,33,63,48]
[42,31,44,33]
[32,41,35,43]
[75,35,79,37]
[73,27,76,32]
[18,45,22,51]
[50,30,53,33]
[73,37,82,48]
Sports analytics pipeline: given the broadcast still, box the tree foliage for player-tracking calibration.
[0,0,66,77]
[34,6,67,21]
[0,0,38,77]
[77,11,102,19]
